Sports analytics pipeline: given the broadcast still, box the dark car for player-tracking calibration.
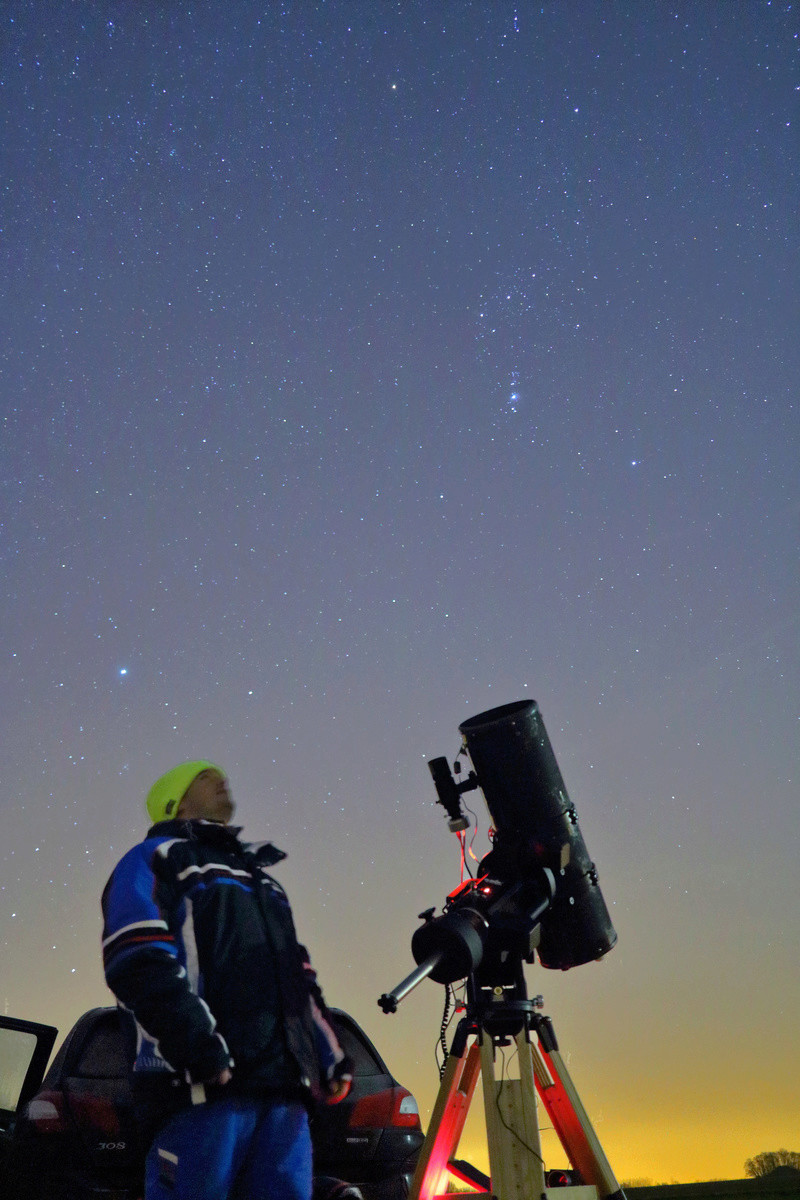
[0,1006,423,1200]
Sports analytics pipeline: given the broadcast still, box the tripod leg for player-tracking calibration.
[480,1032,546,1200]
[533,1037,624,1200]
[408,1040,482,1200]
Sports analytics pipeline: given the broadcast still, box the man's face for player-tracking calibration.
[177,768,235,823]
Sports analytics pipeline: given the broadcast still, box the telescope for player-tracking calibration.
[379,699,616,1013]
[379,700,626,1200]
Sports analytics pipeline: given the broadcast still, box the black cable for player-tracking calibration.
[437,984,452,1079]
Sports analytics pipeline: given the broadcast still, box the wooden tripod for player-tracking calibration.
[408,1002,625,1200]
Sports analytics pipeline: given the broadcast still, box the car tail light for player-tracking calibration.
[25,1091,68,1132]
[348,1086,422,1129]
[25,1089,122,1137]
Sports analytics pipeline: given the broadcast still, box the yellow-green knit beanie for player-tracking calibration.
[145,760,223,824]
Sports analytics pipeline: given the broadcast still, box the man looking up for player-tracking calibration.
[101,761,351,1200]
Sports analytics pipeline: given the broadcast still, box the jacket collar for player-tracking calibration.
[147,817,242,842]
[244,840,287,867]
[146,819,286,865]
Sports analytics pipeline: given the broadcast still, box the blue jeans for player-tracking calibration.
[144,1096,313,1200]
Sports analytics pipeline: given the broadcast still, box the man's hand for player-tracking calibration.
[189,1066,232,1106]
[324,1074,352,1104]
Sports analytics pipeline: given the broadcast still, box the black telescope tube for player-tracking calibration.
[459,699,617,969]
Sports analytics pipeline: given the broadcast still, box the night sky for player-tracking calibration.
[2,1,798,1184]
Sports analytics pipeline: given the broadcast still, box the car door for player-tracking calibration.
[0,1016,58,1138]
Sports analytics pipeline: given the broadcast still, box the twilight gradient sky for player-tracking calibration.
[2,1,798,1184]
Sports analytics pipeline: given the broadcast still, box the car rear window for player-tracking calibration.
[73,1019,131,1079]
[332,1019,385,1078]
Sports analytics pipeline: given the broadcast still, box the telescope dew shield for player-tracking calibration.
[458,699,617,970]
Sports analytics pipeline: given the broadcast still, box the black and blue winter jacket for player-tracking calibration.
[101,818,346,1103]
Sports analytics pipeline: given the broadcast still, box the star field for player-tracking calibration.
[1,2,798,1183]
